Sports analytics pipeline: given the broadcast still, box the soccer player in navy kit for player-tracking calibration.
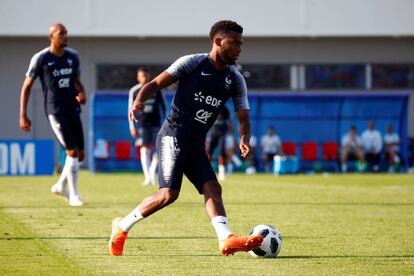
[19,23,86,206]
[109,20,263,256]
[128,67,166,185]
[207,105,233,181]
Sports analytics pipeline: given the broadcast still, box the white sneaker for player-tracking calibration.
[51,184,69,202]
[150,172,158,186]
[142,178,151,186]
[69,195,84,206]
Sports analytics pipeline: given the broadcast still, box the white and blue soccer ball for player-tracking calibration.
[248,224,282,258]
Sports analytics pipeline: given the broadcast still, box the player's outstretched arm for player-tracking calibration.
[236,109,251,158]
[19,77,34,132]
[130,71,176,122]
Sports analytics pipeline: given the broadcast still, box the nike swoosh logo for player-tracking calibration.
[48,62,55,66]
[217,221,226,224]
[201,71,212,76]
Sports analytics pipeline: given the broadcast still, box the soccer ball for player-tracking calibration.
[248,224,282,258]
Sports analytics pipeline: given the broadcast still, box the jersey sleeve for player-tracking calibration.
[166,54,206,80]
[231,68,249,111]
[66,48,81,77]
[25,51,44,79]
[74,52,81,77]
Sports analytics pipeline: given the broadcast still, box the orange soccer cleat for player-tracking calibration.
[109,217,128,256]
[219,233,263,256]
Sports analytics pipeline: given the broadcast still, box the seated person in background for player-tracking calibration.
[341,126,365,172]
[383,123,400,172]
[361,121,383,172]
[260,126,282,173]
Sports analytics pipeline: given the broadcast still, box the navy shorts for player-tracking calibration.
[48,113,84,151]
[207,131,226,158]
[138,126,159,146]
[156,134,217,194]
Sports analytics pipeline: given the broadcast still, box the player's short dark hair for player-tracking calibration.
[137,67,149,74]
[209,20,243,40]
[350,125,357,131]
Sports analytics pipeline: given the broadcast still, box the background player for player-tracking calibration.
[128,67,166,185]
[109,20,263,256]
[19,23,86,206]
[207,105,233,181]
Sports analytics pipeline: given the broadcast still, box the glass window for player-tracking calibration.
[305,64,366,89]
[372,64,414,89]
[97,64,167,90]
[237,64,290,90]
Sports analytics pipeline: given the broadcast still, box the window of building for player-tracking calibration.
[372,64,414,89]
[97,63,414,92]
[97,64,168,90]
[237,64,290,90]
[305,64,366,89]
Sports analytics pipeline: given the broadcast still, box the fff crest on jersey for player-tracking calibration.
[67,58,73,66]
[225,75,232,89]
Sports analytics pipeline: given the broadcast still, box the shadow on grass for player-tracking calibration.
[278,255,414,259]
[226,202,414,207]
[0,236,215,241]
[2,201,414,209]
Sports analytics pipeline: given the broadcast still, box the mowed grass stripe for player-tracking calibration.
[0,172,414,275]
[0,209,83,275]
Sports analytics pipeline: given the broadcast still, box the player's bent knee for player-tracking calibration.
[66,149,78,158]
[203,180,222,197]
[78,151,85,162]
[158,189,179,206]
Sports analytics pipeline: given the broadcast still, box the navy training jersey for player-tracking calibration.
[128,83,166,128]
[26,47,81,115]
[163,53,249,141]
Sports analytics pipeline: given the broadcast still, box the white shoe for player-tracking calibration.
[142,178,151,186]
[150,173,158,186]
[51,184,69,202]
[69,195,84,206]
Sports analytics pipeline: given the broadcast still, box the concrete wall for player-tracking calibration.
[1,0,414,37]
[1,36,413,164]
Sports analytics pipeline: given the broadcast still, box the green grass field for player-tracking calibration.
[1,172,414,275]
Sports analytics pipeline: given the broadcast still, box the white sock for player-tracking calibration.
[394,156,400,164]
[118,207,144,232]
[149,153,158,183]
[227,163,234,173]
[140,147,151,181]
[211,216,232,240]
[218,164,226,180]
[65,156,79,198]
[55,171,67,191]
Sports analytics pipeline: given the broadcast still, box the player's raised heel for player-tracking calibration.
[109,217,128,256]
[219,234,263,256]
[69,195,84,206]
[51,184,69,202]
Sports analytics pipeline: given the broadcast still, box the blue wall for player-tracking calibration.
[89,91,409,172]
[0,140,55,175]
